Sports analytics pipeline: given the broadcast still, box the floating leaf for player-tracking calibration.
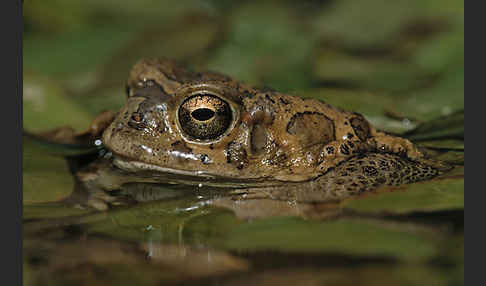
[313,49,429,92]
[404,110,464,141]
[434,151,464,165]
[23,73,93,132]
[206,1,317,91]
[306,70,463,133]
[23,138,75,203]
[313,0,425,50]
[219,217,442,261]
[417,140,464,150]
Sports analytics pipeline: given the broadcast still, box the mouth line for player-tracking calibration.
[110,154,288,189]
[112,156,217,179]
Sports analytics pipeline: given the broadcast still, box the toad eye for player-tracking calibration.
[178,94,232,140]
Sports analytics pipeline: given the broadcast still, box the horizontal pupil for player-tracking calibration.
[191,108,215,121]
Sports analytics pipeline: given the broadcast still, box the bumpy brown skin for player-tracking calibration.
[73,58,447,209]
[103,58,422,180]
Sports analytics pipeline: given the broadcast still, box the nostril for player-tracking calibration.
[131,113,144,123]
[128,112,147,130]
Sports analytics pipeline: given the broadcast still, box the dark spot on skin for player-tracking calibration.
[265,94,276,104]
[397,148,406,157]
[326,146,335,155]
[350,116,371,141]
[287,112,335,146]
[209,144,214,150]
[244,92,255,98]
[379,160,390,171]
[363,166,378,177]
[200,154,211,164]
[279,97,290,105]
[340,144,350,155]
[346,167,358,172]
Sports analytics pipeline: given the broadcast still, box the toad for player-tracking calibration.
[53,58,449,210]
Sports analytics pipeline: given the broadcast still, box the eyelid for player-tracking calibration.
[126,79,159,97]
[128,81,168,98]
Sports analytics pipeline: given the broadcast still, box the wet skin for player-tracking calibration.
[67,58,449,210]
